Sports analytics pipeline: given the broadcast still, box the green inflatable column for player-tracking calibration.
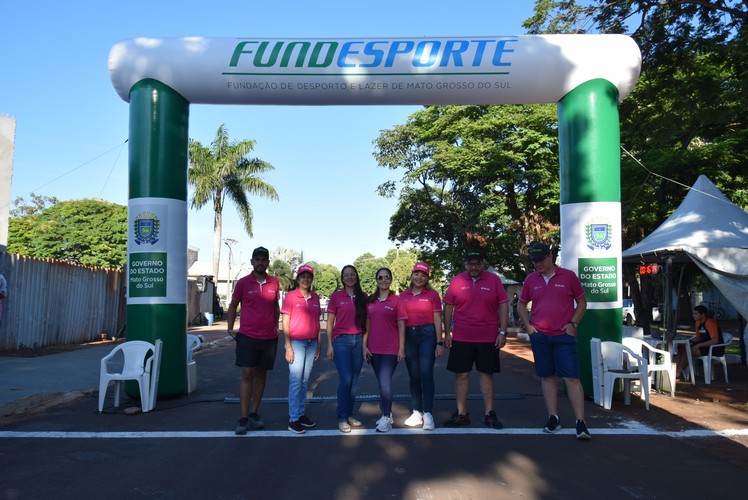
[558,78,624,397]
[126,79,189,397]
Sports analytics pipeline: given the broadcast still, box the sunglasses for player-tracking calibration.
[376,275,391,281]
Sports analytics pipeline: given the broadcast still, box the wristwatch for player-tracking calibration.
[568,321,577,328]
[437,341,444,346]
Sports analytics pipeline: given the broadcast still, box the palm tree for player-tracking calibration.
[188,124,279,280]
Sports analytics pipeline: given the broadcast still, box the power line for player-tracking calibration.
[2,139,128,212]
[620,145,734,218]
[99,139,128,198]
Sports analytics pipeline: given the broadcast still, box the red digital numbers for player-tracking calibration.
[639,264,659,275]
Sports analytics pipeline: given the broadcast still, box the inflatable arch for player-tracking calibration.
[109,35,642,396]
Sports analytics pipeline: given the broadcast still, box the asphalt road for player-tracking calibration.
[1,336,747,499]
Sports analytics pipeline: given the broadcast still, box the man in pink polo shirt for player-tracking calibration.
[228,246,281,435]
[443,249,509,430]
[517,242,590,440]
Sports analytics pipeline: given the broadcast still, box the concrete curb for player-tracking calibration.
[0,390,93,419]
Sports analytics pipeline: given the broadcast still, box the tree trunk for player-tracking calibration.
[212,209,223,281]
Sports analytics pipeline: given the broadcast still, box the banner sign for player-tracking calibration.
[127,198,187,304]
[110,35,641,106]
[560,202,622,308]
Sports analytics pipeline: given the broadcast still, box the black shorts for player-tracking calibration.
[235,334,278,370]
[447,340,500,374]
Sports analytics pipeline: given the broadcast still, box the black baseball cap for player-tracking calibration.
[464,249,484,261]
[528,242,551,261]
[252,246,269,258]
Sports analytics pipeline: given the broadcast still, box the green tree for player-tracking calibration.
[271,247,303,271]
[524,0,748,326]
[7,198,127,268]
[374,104,560,280]
[385,248,419,292]
[10,193,60,218]
[523,0,748,245]
[308,262,341,298]
[269,259,293,291]
[354,253,390,295]
[188,124,279,279]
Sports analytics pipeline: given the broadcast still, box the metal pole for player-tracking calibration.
[224,238,237,300]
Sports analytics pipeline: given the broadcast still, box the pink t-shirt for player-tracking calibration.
[444,270,509,342]
[399,287,442,327]
[281,288,321,340]
[366,294,408,355]
[232,273,280,340]
[327,289,366,338]
[519,266,585,335]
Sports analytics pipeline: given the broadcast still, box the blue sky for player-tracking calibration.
[1,0,535,270]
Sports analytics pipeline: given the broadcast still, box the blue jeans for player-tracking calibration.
[288,339,318,421]
[371,354,398,415]
[332,333,363,422]
[404,324,437,413]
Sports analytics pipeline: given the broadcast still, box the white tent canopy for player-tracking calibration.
[622,175,748,320]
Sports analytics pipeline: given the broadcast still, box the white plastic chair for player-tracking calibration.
[623,337,676,397]
[98,340,160,413]
[148,340,163,410]
[601,341,650,410]
[186,334,201,394]
[186,334,201,362]
[696,332,732,384]
[590,338,604,406]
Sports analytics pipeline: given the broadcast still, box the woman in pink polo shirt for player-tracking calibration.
[399,261,444,431]
[326,265,368,433]
[281,264,321,434]
[363,267,407,433]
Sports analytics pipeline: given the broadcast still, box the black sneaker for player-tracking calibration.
[235,418,248,435]
[298,415,316,428]
[575,419,591,440]
[543,415,560,434]
[248,413,264,430]
[288,420,305,434]
[443,411,470,427]
[483,410,503,430]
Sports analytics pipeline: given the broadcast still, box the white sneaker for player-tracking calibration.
[422,412,435,431]
[376,414,393,433]
[404,410,423,427]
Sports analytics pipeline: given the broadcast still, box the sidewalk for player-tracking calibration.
[0,321,232,418]
[0,343,115,417]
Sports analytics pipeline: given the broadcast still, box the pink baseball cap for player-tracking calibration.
[412,262,430,276]
[297,264,314,276]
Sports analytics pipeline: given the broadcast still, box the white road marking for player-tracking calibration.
[1,426,747,439]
